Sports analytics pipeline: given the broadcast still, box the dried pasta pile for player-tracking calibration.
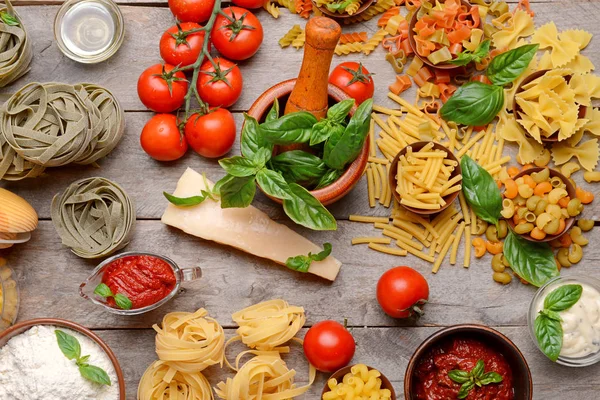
[0,0,32,88]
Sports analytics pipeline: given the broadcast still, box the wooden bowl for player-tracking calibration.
[322,364,396,399]
[408,0,473,70]
[506,167,576,242]
[0,318,126,399]
[512,69,588,143]
[404,324,532,400]
[313,0,375,19]
[244,78,369,206]
[389,141,462,215]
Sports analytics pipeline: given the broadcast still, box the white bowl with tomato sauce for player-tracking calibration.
[79,252,202,315]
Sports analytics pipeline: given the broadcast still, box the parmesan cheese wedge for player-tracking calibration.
[161,168,342,281]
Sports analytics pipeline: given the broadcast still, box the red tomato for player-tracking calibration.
[328,62,375,105]
[140,114,188,161]
[211,7,263,60]
[231,0,264,9]
[376,266,429,319]
[159,22,209,67]
[168,0,215,23]
[197,57,243,108]
[184,108,236,158]
[137,64,188,113]
[303,320,356,373]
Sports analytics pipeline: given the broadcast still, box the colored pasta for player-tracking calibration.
[339,31,368,44]
[279,25,303,48]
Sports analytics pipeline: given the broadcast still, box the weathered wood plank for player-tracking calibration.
[95,326,600,399]
[3,220,599,329]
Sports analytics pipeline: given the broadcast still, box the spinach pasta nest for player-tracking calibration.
[0,0,32,88]
[0,82,124,180]
[51,177,136,259]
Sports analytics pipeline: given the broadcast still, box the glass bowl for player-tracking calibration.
[79,251,202,316]
[54,0,125,64]
[528,274,600,367]
[0,260,20,332]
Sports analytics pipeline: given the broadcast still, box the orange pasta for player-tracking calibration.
[377,6,401,27]
[515,0,534,17]
[438,83,457,103]
[434,70,450,84]
[389,75,412,95]
[339,32,368,44]
[470,75,491,84]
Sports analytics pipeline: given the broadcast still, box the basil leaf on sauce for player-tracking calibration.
[283,183,337,231]
[440,82,504,126]
[94,283,113,298]
[55,330,81,360]
[479,372,504,385]
[114,294,133,310]
[486,44,539,87]
[503,231,559,287]
[535,313,563,362]
[460,155,502,226]
[448,370,470,384]
[79,364,112,386]
[458,381,475,399]
[471,359,485,378]
[544,284,583,312]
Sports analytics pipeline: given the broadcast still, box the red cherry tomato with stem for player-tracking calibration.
[303,320,356,373]
[328,62,375,105]
[184,108,236,158]
[376,266,429,319]
[197,57,243,108]
[159,22,209,67]
[140,114,188,161]
[137,64,188,113]
[211,7,263,61]
[168,0,215,23]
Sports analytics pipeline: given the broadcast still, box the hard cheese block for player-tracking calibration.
[161,168,342,281]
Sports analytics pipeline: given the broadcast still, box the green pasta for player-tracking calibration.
[0,0,32,88]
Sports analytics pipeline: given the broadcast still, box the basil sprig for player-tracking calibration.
[448,359,503,399]
[271,150,327,185]
[449,39,491,67]
[503,231,559,287]
[535,284,583,361]
[0,11,19,26]
[55,330,112,386]
[94,283,133,310]
[286,243,332,272]
[162,173,218,207]
[460,155,502,226]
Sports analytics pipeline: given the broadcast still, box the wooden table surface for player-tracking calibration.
[2,0,600,398]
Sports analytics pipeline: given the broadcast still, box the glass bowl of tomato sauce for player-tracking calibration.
[79,251,202,315]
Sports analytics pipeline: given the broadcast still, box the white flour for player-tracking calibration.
[0,325,119,400]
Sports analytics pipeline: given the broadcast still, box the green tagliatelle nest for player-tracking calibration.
[0,1,32,88]
[51,177,136,259]
[0,82,124,180]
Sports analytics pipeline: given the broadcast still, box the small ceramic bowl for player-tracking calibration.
[313,0,376,19]
[404,324,532,400]
[408,0,473,70]
[322,364,396,399]
[389,141,462,215]
[513,70,588,143]
[506,167,576,242]
[244,78,369,206]
[528,274,600,367]
[0,318,126,399]
[79,251,202,316]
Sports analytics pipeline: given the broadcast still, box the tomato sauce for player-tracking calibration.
[414,337,514,400]
[101,255,176,309]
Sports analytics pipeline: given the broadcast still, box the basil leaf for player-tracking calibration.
[460,155,502,225]
[283,183,337,230]
[544,284,583,312]
[219,156,261,177]
[310,120,340,146]
[271,150,327,184]
[440,82,504,126]
[163,192,207,207]
[448,370,470,384]
[253,147,272,168]
[241,114,272,159]
[540,309,562,322]
[55,330,81,361]
[0,12,19,26]
[479,372,503,385]
[458,381,475,399]
[261,112,317,145]
[219,175,257,208]
[93,283,113,298]
[315,169,343,189]
[286,243,332,273]
[503,231,559,287]
[535,313,563,361]
[324,99,372,170]
[78,355,90,365]
[471,359,485,378]
[327,99,354,123]
[114,294,133,310]
[313,242,332,261]
[449,39,491,66]
[79,364,111,386]
[256,169,293,200]
[486,44,539,86]
[266,98,280,122]
[213,174,235,195]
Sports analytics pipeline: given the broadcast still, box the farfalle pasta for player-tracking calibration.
[552,139,600,172]
[531,22,579,67]
[497,112,544,164]
[491,10,534,49]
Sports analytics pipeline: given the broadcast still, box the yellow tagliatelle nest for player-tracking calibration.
[154,308,225,374]
[324,364,392,400]
[138,361,213,400]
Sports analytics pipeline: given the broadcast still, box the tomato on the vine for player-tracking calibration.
[211,7,263,61]
[137,64,188,113]
[160,22,209,67]
[197,57,243,108]
[184,108,236,158]
[140,114,188,161]
[329,62,375,105]
[231,0,263,9]
[303,320,356,373]
[376,266,429,319]
[168,0,215,23]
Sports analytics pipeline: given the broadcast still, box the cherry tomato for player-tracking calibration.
[168,0,215,23]
[159,22,209,67]
[376,266,429,319]
[184,108,236,158]
[137,64,188,113]
[231,0,264,9]
[211,7,263,61]
[303,320,356,373]
[328,62,375,105]
[140,114,188,161]
[197,57,243,108]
